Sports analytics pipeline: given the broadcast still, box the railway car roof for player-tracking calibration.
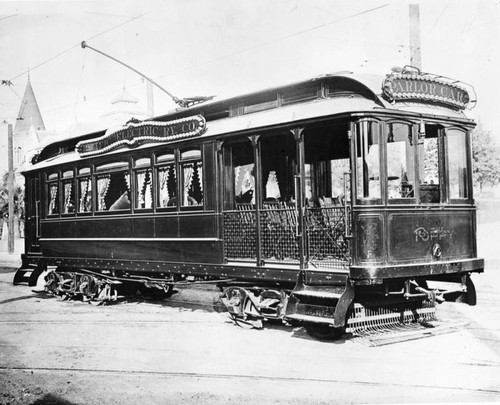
[24,72,473,174]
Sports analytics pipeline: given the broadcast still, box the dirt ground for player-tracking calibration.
[1,267,499,405]
[0,219,500,404]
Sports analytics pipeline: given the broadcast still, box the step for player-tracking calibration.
[285,313,334,324]
[13,265,44,286]
[13,267,36,285]
[291,289,342,300]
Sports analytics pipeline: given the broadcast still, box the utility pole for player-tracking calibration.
[409,4,422,69]
[8,123,14,254]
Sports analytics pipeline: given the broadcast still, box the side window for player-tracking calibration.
[46,172,59,216]
[222,139,255,210]
[235,163,255,204]
[303,120,351,207]
[387,123,415,201]
[77,167,92,213]
[157,153,177,208]
[78,177,92,213]
[180,149,203,207]
[446,129,470,200]
[134,158,152,210]
[61,171,75,214]
[95,162,131,212]
[355,121,381,202]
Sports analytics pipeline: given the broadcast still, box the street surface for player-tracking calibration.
[0,266,499,405]
[0,220,499,404]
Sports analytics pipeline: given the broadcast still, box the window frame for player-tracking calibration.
[444,126,472,204]
[133,155,154,213]
[179,147,204,211]
[76,166,93,216]
[353,119,383,205]
[94,160,132,215]
[384,120,418,205]
[155,151,178,212]
[45,171,60,218]
[60,169,76,216]
[417,123,446,205]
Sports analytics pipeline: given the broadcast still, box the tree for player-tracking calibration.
[0,172,24,223]
[471,121,500,192]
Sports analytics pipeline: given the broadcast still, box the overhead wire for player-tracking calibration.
[0,13,17,22]
[42,3,393,116]
[425,3,448,38]
[73,49,88,121]
[154,3,391,81]
[8,11,149,82]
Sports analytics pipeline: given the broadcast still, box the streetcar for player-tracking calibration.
[15,66,484,339]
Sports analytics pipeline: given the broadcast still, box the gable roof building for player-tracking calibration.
[14,77,45,134]
[12,77,46,169]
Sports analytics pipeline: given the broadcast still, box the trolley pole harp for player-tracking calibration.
[81,41,207,109]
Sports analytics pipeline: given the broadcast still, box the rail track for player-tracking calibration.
[1,275,500,404]
[1,365,499,396]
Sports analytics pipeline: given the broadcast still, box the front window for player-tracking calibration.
[386,123,415,201]
[418,125,441,203]
[446,129,469,200]
[355,121,381,202]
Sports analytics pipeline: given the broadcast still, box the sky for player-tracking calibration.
[0,0,499,160]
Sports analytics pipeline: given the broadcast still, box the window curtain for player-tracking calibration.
[79,180,86,212]
[97,175,110,211]
[136,171,147,208]
[196,162,203,192]
[159,168,170,207]
[124,172,130,192]
[144,169,152,208]
[183,163,194,204]
[63,182,72,213]
[48,184,58,215]
[79,178,92,212]
[145,183,152,208]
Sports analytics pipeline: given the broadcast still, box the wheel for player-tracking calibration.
[304,323,345,341]
[116,281,140,296]
[455,275,477,306]
[44,271,59,295]
[445,275,477,306]
[139,284,174,300]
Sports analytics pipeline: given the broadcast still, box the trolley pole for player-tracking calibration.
[7,123,15,254]
[409,4,422,69]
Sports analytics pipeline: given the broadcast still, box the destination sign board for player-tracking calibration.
[382,73,470,110]
[76,115,206,157]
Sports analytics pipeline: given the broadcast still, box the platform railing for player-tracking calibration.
[223,203,349,270]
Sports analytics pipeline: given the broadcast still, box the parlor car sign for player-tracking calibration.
[76,115,206,157]
[382,73,471,110]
